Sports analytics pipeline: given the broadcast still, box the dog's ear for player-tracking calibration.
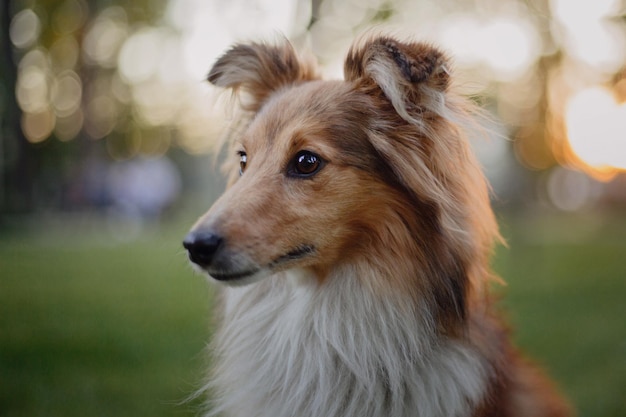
[343,37,459,206]
[344,36,450,124]
[208,40,319,112]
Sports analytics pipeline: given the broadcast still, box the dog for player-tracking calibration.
[183,35,572,417]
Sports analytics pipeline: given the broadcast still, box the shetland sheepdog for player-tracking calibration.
[183,35,572,417]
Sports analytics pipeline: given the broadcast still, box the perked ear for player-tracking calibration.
[344,36,450,125]
[208,40,319,112]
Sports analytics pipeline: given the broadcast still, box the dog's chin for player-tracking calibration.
[207,268,271,287]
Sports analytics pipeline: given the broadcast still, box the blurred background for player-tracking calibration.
[1,0,625,416]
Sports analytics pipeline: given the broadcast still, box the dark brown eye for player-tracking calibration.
[238,152,247,175]
[289,151,323,178]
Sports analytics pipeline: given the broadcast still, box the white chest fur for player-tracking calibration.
[206,269,488,417]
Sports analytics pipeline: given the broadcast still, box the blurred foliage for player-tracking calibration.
[1,0,626,217]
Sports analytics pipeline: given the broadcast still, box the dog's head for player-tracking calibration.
[184,36,499,305]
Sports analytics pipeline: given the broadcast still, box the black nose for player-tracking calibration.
[183,231,224,267]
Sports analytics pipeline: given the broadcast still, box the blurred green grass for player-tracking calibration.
[495,212,626,417]
[1,211,625,416]
[0,216,213,417]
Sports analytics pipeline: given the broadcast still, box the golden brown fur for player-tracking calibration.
[184,35,572,417]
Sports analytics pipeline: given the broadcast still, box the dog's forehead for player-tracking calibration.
[270,80,350,114]
[243,80,367,151]
[258,81,342,129]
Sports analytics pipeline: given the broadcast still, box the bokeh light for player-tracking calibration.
[51,70,82,117]
[21,109,55,144]
[564,87,626,179]
[82,7,128,68]
[118,27,164,84]
[9,9,41,50]
[546,166,602,212]
[16,65,49,114]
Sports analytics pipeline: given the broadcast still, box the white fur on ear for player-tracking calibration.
[344,36,451,127]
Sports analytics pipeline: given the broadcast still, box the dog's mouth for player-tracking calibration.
[270,245,316,267]
[207,244,316,284]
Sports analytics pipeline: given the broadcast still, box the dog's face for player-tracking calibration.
[185,80,400,284]
[184,36,497,293]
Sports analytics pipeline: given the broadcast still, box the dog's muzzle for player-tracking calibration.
[183,230,315,283]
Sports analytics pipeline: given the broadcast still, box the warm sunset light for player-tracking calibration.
[564,87,626,179]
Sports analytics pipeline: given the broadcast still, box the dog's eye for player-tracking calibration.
[289,151,323,178]
[238,152,247,175]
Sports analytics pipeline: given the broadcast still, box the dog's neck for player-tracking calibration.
[208,265,488,417]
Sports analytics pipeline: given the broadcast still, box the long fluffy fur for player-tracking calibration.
[184,35,572,417]
[206,268,487,417]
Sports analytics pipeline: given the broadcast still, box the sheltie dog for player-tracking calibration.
[183,35,572,417]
